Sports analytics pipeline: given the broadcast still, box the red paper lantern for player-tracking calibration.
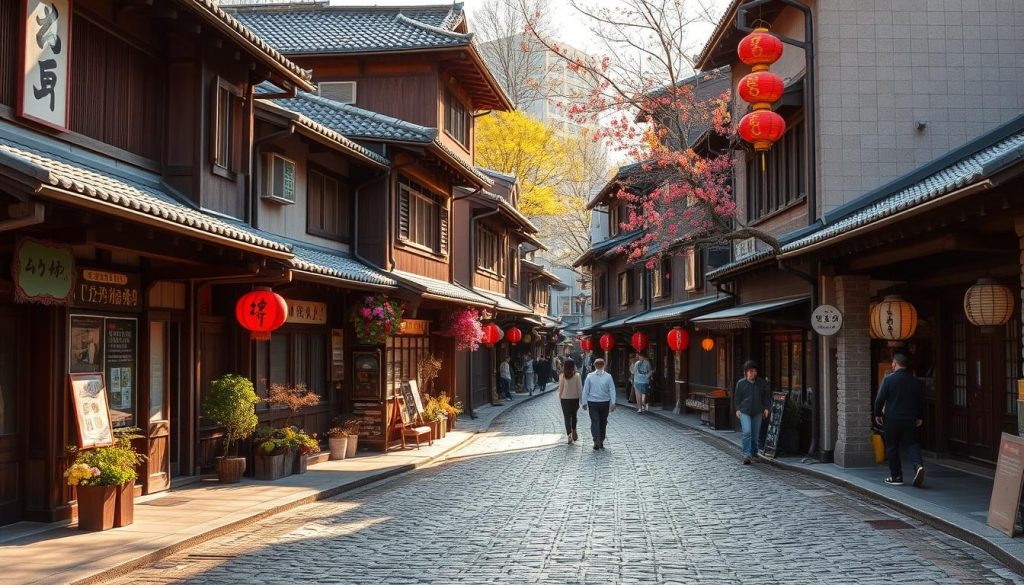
[236,288,288,341]
[737,28,784,71]
[481,323,501,346]
[738,71,785,110]
[631,331,649,352]
[506,326,523,345]
[666,327,689,352]
[701,337,715,352]
[580,336,594,352]
[738,109,787,151]
[599,333,615,352]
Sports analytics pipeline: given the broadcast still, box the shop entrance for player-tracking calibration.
[145,317,182,492]
[0,306,23,525]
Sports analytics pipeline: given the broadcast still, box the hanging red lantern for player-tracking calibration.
[738,71,785,110]
[580,336,593,352]
[599,333,615,352]
[666,327,689,352]
[701,337,715,352]
[481,323,501,346]
[738,110,787,151]
[737,27,784,71]
[506,326,523,345]
[235,288,288,341]
[631,331,649,352]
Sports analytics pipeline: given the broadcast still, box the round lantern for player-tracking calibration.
[701,337,715,352]
[964,278,1015,330]
[738,71,785,110]
[481,323,501,346]
[631,331,649,352]
[506,326,523,345]
[580,336,593,352]
[869,295,918,345]
[599,333,615,352]
[737,27,784,72]
[523,333,533,344]
[868,302,880,339]
[738,109,787,151]
[666,327,689,353]
[235,288,288,341]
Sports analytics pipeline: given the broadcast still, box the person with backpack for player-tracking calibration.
[630,352,654,413]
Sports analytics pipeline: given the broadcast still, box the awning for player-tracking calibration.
[601,313,641,330]
[691,296,810,330]
[391,271,495,308]
[624,295,730,326]
[522,316,544,326]
[474,289,534,315]
[540,315,564,329]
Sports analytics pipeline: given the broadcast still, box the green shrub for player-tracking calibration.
[202,374,259,456]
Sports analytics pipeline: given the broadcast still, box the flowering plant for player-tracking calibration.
[65,463,101,487]
[443,307,484,351]
[351,294,403,345]
[65,427,146,487]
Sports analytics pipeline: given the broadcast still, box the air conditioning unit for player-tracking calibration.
[261,153,296,204]
[318,81,357,105]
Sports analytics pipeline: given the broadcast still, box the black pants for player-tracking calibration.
[588,401,610,442]
[560,398,579,435]
[884,419,923,479]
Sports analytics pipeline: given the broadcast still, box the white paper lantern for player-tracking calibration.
[964,278,1015,331]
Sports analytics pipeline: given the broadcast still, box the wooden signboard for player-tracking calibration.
[988,433,1024,537]
[12,237,75,304]
[68,372,114,449]
[351,401,385,441]
[762,391,788,459]
[399,380,423,424]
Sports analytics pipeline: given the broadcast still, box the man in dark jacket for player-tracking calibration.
[734,360,771,464]
[874,353,926,487]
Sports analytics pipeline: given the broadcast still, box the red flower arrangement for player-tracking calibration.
[351,294,403,345]
[444,307,484,351]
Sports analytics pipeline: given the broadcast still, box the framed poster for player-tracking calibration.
[352,351,381,400]
[69,314,137,427]
[68,372,113,449]
[330,329,344,381]
[69,315,103,373]
[18,0,72,131]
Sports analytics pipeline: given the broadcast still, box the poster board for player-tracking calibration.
[68,373,114,449]
[762,392,788,459]
[69,314,137,428]
[352,351,381,400]
[988,433,1024,537]
[399,380,423,424]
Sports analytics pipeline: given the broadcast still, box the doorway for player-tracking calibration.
[144,316,182,493]
[0,306,23,525]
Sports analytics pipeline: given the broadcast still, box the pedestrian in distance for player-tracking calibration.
[553,354,563,384]
[558,359,582,444]
[580,350,592,384]
[499,355,514,401]
[581,358,617,450]
[524,355,536,396]
[626,352,638,403]
[631,352,654,413]
[874,353,926,487]
[734,360,771,464]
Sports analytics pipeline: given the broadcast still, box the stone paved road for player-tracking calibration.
[111,392,1023,585]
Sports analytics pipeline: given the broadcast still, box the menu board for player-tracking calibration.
[988,433,1024,536]
[353,351,381,400]
[400,380,423,424]
[69,314,137,428]
[762,392,788,459]
[351,401,385,440]
[68,373,114,449]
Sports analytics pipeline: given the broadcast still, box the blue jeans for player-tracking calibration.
[499,378,513,399]
[588,401,610,442]
[739,412,762,457]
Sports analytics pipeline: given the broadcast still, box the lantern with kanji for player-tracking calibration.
[737,27,786,153]
[737,28,784,71]
[506,326,523,345]
[599,333,615,352]
[738,70,785,109]
[667,327,689,353]
[236,288,288,341]
[580,336,593,352]
[701,337,715,352]
[630,331,648,352]
[738,109,787,152]
[869,295,918,345]
[964,278,1015,332]
[481,323,501,346]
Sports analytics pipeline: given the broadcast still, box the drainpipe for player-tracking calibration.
[777,259,821,463]
[250,126,294,229]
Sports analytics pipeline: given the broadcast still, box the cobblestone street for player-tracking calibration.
[112,393,1023,585]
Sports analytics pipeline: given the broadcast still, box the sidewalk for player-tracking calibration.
[621,397,1024,574]
[0,390,550,585]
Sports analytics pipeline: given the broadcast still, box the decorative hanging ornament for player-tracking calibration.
[738,109,787,152]
[580,336,593,352]
[631,331,649,352]
[737,27,784,71]
[666,327,689,353]
[523,333,533,344]
[599,333,615,352]
[738,71,785,110]
[236,288,288,341]
[869,295,918,345]
[506,326,523,345]
[701,337,715,352]
[481,323,501,346]
[963,278,1015,331]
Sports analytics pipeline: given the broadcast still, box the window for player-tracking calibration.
[308,168,351,241]
[761,331,812,404]
[618,271,631,306]
[652,257,672,298]
[444,89,470,146]
[262,153,296,204]
[318,81,357,104]
[398,178,449,255]
[747,117,805,221]
[594,272,607,308]
[509,246,520,285]
[210,78,243,175]
[535,284,550,308]
[635,268,645,303]
[609,204,623,236]
[386,335,430,399]
[476,226,500,274]
[254,329,328,403]
[684,247,699,291]
[953,313,967,407]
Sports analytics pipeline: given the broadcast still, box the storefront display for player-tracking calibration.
[69,315,137,428]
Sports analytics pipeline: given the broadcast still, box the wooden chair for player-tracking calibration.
[401,417,433,449]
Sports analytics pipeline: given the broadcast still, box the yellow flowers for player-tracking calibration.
[64,463,100,487]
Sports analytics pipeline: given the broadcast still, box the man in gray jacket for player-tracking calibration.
[734,360,771,464]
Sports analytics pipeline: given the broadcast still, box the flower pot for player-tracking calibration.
[254,453,287,480]
[438,417,447,438]
[284,450,297,477]
[447,413,457,430]
[426,420,440,442]
[114,482,134,527]
[329,436,349,460]
[216,456,247,484]
[76,485,116,531]
[346,434,358,458]
[294,453,308,475]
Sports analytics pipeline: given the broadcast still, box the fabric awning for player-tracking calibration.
[624,295,730,326]
[691,296,810,330]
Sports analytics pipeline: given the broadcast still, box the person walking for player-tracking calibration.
[536,355,550,392]
[631,352,654,413]
[626,352,638,403]
[580,350,592,384]
[874,353,926,487]
[499,356,514,401]
[734,360,770,464]
[524,355,536,395]
[581,358,617,450]
[558,359,583,444]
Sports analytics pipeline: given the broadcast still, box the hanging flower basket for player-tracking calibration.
[351,294,403,345]
[443,307,484,351]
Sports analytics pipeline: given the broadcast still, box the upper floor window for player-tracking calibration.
[211,78,243,176]
[534,284,550,308]
[476,226,501,274]
[652,256,672,298]
[609,204,621,236]
[684,247,699,292]
[747,116,805,222]
[634,268,645,303]
[618,271,631,306]
[509,245,520,285]
[444,89,470,147]
[594,272,607,309]
[398,177,449,255]
[307,167,351,241]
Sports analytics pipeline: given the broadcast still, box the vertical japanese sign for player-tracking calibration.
[18,0,71,131]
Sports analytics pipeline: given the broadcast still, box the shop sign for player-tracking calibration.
[733,237,756,260]
[18,0,71,131]
[811,304,843,336]
[12,237,75,304]
[988,433,1024,536]
[73,268,142,312]
[286,300,327,324]
[399,319,430,336]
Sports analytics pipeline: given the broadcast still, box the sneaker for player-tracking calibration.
[885,476,904,486]
[743,457,751,465]
[913,466,925,488]
[593,443,600,450]
[567,436,573,445]
[572,430,578,441]
[637,408,643,413]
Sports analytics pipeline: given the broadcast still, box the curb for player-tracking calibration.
[75,392,546,585]
[636,404,1024,578]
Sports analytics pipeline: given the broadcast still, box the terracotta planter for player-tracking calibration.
[254,453,287,480]
[447,413,457,430]
[216,456,246,484]
[114,483,134,527]
[346,434,358,458]
[328,436,349,460]
[426,420,440,442]
[77,485,116,531]
[438,417,447,438]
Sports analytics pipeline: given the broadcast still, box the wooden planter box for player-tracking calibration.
[306,452,330,466]
[447,413,457,431]
[254,453,288,481]
[426,420,440,442]
[77,485,116,531]
[293,452,328,474]
[114,483,134,527]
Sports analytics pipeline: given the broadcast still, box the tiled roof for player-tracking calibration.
[392,270,495,307]
[228,3,471,55]
[288,243,397,288]
[705,249,774,281]
[476,191,537,233]
[521,259,565,287]
[624,295,730,326]
[475,289,534,315]
[573,230,644,267]
[256,99,390,167]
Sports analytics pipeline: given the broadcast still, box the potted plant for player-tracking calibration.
[253,425,290,480]
[351,294,403,345]
[65,429,146,531]
[326,425,349,460]
[293,431,321,474]
[202,374,259,483]
[332,415,362,458]
[437,393,463,431]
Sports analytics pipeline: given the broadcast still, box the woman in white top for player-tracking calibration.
[557,359,583,444]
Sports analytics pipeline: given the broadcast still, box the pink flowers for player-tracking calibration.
[443,308,484,352]
[351,294,403,345]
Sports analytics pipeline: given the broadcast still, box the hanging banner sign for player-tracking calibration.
[811,304,843,336]
[12,237,75,304]
[286,300,327,324]
[73,268,142,312]
[398,319,430,336]
[18,0,72,131]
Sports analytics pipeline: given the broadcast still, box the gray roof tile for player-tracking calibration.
[392,270,495,307]
[289,243,397,287]
[256,99,391,167]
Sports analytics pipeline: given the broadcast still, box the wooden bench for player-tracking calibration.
[401,425,433,449]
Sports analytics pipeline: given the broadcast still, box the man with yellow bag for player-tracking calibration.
[873,354,926,488]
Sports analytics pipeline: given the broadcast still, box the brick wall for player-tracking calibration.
[833,274,874,467]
